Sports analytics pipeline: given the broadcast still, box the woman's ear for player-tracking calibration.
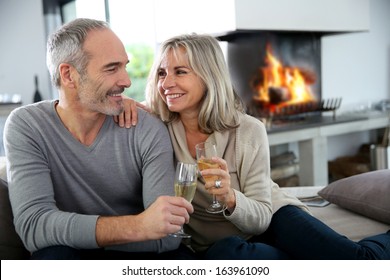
[58,63,77,89]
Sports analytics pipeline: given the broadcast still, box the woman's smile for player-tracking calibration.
[166,93,184,99]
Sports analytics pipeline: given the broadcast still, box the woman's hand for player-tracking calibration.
[200,157,236,212]
[113,95,151,128]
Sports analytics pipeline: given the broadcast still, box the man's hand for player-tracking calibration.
[137,196,194,240]
[113,95,151,128]
[95,196,193,247]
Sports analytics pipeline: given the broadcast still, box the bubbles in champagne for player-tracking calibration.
[174,181,197,202]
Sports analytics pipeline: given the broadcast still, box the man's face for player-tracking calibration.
[76,29,131,116]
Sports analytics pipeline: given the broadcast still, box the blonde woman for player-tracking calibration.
[118,33,390,260]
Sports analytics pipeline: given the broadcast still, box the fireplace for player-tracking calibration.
[218,31,341,127]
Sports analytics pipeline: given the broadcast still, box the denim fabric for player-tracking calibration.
[204,236,289,259]
[270,205,390,260]
[204,206,390,260]
[31,206,390,260]
[30,243,197,260]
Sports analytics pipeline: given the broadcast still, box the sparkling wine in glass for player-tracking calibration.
[195,142,227,214]
[169,162,197,238]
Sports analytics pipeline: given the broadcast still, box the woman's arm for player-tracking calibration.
[225,118,274,234]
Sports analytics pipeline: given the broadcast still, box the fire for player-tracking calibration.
[253,44,317,112]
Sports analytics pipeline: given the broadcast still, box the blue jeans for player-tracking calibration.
[204,236,290,259]
[205,205,390,260]
[270,205,390,259]
[30,243,197,260]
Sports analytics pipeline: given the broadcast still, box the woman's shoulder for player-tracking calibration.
[236,113,268,146]
[238,113,267,133]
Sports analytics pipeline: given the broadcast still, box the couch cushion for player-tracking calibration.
[309,204,389,241]
[0,178,29,259]
[318,170,390,224]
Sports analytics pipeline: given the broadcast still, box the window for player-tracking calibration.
[61,0,156,102]
[60,0,232,102]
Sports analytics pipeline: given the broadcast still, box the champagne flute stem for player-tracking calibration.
[212,194,218,204]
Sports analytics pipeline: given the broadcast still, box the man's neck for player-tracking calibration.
[55,100,107,146]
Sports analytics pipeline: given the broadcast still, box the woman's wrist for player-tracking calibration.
[225,188,236,213]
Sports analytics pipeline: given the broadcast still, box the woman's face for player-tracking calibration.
[157,47,206,116]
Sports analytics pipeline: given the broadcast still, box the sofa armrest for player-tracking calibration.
[0,178,30,259]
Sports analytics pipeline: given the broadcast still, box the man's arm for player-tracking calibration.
[5,105,192,252]
[132,109,192,252]
[4,107,99,252]
[95,196,192,247]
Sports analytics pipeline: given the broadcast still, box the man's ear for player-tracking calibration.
[59,63,78,89]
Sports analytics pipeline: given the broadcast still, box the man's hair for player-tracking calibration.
[46,18,109,88]
[146,33,245,133]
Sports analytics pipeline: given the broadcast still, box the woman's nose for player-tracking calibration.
[162,74,175,89]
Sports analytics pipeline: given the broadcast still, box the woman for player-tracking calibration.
[119,33,390,259]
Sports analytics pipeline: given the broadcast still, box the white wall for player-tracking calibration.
[1,0,388,110]
[322,0,390,159]
[0,0,389,160]
[322,0,390,111]
[234,0,369,32]
[0,0,50,105]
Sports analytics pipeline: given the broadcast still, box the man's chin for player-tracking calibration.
[104,104,124,116]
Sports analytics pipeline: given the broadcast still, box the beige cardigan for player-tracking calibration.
[168,113,308,252]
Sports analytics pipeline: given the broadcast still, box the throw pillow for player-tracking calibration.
[318,170,390,224]
[0,178,29,259]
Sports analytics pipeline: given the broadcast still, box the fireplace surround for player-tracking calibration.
[217,31,339,126]
[221,31,321,103]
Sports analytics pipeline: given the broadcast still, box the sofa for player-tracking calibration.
[283,175,390,242]
[0,157,30,259]
[0,157,389,259]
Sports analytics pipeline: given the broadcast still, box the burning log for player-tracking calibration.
[268,86,290,104]
[251,43,318,113]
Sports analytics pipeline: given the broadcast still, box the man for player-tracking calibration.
[4,18,193,259]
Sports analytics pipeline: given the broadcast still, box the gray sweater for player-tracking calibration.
[4,100,178,253]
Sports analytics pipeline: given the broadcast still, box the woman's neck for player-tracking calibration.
[180,114,210,158]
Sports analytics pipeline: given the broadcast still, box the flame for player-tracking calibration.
[254,44,317,111]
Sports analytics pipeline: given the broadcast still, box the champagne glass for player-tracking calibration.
[169,162,197,238]
[195,142,227,214]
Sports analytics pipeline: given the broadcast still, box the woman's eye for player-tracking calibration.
[177,70,187,75]
[158,71,166,77]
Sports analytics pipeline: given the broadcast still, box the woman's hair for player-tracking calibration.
[46,18,109,88]
[146,33,245,133]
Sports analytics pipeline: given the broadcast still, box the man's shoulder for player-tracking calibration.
[137,108,166,126]
[4,101,57,143]
[10,100,53,116]
[8,100,54,123]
